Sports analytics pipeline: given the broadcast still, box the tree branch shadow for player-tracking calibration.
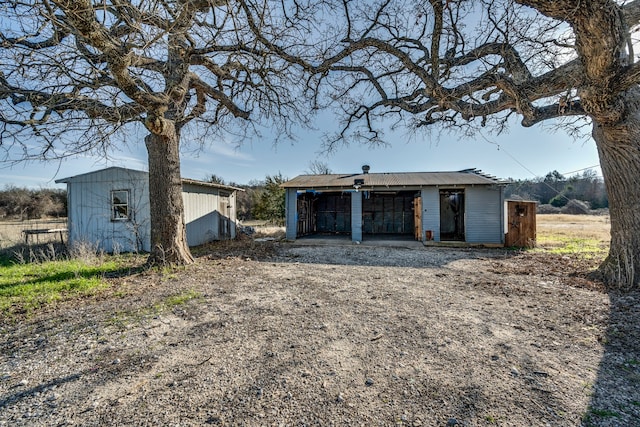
[585,289,640,426]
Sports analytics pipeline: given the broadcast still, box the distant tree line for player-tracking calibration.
[505,169,608,210]
[0,186,67,220]
[207,173,286,224]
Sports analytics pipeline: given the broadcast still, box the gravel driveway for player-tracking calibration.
[1,241,639,426]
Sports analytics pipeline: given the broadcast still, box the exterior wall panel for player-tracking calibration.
[465,186,504,244]
[351,191,362,242]
[285,188,298,240]
[182,184,219,247]
[65,168,150,253]
[421,188,440,242]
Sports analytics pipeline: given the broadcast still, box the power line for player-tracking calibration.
[560,165,601,176]
[477,134,541,179]
[478,134,602,203]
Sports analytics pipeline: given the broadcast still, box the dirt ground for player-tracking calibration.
[1,239,639,426]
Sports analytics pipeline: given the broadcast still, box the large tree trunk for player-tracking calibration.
[591,91,640,290]
[144,129,194,266]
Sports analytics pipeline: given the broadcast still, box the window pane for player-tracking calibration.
[114,205,128,219]
[111,190,130,220]
[112,191,128,205]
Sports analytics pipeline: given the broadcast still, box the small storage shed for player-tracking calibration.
[504,200,537,248]
[281,167,507,245]
[56,167,240,252]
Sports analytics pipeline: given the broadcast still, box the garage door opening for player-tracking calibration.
[296,192,351,237]
[362,191,416,237]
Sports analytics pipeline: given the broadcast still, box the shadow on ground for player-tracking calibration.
[585,289,640,426]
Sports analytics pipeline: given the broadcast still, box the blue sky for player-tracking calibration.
[0,114,601,189]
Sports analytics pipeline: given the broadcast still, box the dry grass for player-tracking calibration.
[536,214,610,255]
[0,219,67,250]
[240,220,286,239]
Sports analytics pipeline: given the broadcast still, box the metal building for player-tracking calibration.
[56,167,240,252]
[282,167,506,245]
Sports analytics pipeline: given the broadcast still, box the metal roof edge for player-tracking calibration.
[181,178,244,192]
[54,166,147,184]
[55,167,243,191]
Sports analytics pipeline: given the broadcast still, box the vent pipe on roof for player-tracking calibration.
[362,165,370,174]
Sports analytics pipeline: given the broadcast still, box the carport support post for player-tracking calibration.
[351,190,362,242]
[285,188,298,240]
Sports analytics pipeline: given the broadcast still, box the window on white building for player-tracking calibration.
[111,190,130,220]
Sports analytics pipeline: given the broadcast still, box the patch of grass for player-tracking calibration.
[161,289,202,308]
[535,214,610,258]
[535,234,608,256]
[0,254,133,317]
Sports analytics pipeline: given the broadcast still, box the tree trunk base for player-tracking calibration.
[146,244,195,267]
[590,252,637,291]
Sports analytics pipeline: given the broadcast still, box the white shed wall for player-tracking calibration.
[65,168,151,253]
[62,167,239,253]
[182,183,237,246]
[285,189,298,240]
[351,191,362,242]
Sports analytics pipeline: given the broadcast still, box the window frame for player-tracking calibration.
[111,189,131,221]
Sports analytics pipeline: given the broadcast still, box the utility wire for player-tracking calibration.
[478,134,600,203]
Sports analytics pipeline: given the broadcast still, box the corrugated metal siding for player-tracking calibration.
[465,186,504,244]
[285,188,298,240]
[59,167,239,251]
[182,184,219,246]
[64,168,150,252]
[421,188,440,242]
[229,192,237,239]
[351,191,362,242]
[182,183,238,245]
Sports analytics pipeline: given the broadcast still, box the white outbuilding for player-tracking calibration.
[56,167,240,253]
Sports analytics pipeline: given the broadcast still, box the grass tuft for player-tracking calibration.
[161,289,202,308]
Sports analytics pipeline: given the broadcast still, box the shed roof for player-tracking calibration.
[56,166,242,192]
[281,169,504,189]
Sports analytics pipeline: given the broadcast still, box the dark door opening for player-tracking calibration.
[297,192,351,237]
[440,190,465,241]
[362,191,415,236]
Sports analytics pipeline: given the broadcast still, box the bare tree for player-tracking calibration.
[306,160,333,174]
[0,0,311,264]
[264,0,640,289]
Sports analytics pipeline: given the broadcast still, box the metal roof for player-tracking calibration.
[56,166,242,192]
[181,178,243,192]
[281,169,504,189]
